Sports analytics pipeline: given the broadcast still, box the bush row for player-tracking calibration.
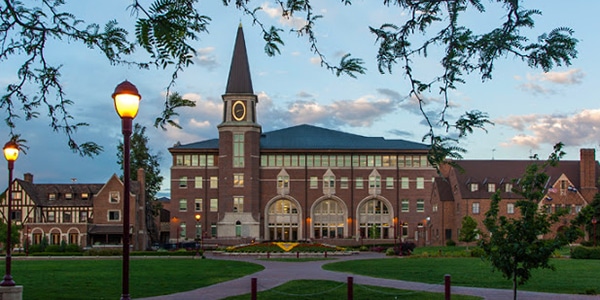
[571,246,600,259]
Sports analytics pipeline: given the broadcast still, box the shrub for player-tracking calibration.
[359,245,368,252]
[469,247,485,258]
[446,239,456,246]
[571,246,600,259]
[385,247,395,256]
[45,245,61,253]
[65,244,81,253]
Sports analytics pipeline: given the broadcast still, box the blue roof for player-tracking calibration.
[173,124,429,151]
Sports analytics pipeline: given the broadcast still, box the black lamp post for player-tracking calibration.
[195,214,201,258]
[112,80,141,300]
[1,141,18,287]
[592,217,597,247]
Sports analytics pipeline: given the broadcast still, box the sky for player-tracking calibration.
[1,1,599,197]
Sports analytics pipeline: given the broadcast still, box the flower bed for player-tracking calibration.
[224,242,345,253]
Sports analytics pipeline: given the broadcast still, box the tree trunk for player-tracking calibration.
[512,272,518,300]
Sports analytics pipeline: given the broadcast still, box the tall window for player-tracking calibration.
[355,177,364,189]
[233,197,244,212]
[401,177,409,189]
[109,191,119,203]
[210,176,218,189]
[63,212,72,223]
[369,175,381,188]
[340,177,349,189]
[507,203,514,214]
[416,177,424,189]
[324,175,335,188]
[48,211,55,222]
[80,211,88,223]
[277,175,290,188]
[179,176,187,188]
[310,177,318,189]
[108,210,120,221]
[233,133,244,167]
[472,202,480,214]
[401,199,409,212]
[416,199,425,212]
[195,199,203,212]
[210,198,218,212]
[194,176,203,189]
[386,177,394,189]
[233,173,244,187]
[179,199,187,212]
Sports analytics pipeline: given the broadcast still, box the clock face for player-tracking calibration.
[232,100,246,121]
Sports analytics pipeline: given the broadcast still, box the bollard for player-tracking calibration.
[347,276,353,300]
[251,278,257,300]
[444,274,451,300]
[325,251,327,258]
[296,251,299,259]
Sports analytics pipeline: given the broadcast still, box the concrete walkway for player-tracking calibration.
[137,252,598,300]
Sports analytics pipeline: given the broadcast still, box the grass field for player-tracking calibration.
[323,256,600,295]
[223,279,482,300]
[6,258,264,300]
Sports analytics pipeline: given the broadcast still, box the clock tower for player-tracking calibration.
[216,24,261,238]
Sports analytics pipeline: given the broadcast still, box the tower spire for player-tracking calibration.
[225,24,253,94]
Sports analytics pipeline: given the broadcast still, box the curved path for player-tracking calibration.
[137,252,598,300]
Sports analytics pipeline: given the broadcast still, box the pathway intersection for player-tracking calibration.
[137,252,598,300]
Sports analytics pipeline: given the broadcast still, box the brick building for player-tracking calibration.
[168,25,600,247]
[167,25,439,246]
[0,170,147,250]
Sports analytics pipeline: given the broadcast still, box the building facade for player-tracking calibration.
[0,170,147,250]
[168,25,600,247]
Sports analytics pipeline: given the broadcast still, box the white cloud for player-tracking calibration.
[497,109,600,149]
[260,2,307,29]
[516,69,584,95]
[194,47,219,70]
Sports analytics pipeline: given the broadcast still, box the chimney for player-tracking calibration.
[579,149,597,201]
[24,173,33,183]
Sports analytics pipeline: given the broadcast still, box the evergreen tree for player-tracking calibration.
[117,123,164,246]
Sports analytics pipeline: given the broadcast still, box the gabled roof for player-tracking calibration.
[171,124,430,152]
[16,179,102,207]
[433,177,454,202]
[449,160,596,200]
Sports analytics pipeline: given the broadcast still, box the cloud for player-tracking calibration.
[516,69,584,95]
[260,2,307,29]
[194,47,219,71]
[497,109,600,149]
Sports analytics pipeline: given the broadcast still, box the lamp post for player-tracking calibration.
[195,214,201,258]
[112,80,141,300]
[592,217,597,247]
[1,141,18,286]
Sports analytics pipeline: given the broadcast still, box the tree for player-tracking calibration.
[480,143,580,300]
[572,193,600,246]
[0,1,578,166]
[0,218,21,251]
[458,215,479,250]
[117,123,164,246]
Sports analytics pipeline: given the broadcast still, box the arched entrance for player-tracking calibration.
[312,198,347,239]
[266,198,301,241]
[357,198,393,239]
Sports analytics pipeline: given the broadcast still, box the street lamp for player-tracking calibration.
[112,80,141,300]
[195,214,201,258]
[592,217,597,247]
[1,141,18,287]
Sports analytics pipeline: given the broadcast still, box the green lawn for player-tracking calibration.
[223,279,482,300]
[323,257,600,295]
[6,258,264,300]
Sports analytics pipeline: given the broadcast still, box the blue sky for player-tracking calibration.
[1,1,599,197]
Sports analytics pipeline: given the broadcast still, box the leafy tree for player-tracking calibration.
[0,1,577,166]
[480,143,580,300]
[117,123,164,246]
[572,193,600,246]
[458,215,479,250]
[0,219,21,251]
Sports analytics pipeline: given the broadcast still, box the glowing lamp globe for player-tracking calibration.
[3,141,19,162]
[112,80,141,119]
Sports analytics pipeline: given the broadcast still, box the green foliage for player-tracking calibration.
[480,143,579,299]
[571,192,600,245]
[446,239,456,246]
[0,1,578,161]
[458,215,479,247]
[571,246,600,260]
[0,220,21,249]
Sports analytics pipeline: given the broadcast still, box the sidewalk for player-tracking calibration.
[137,252,598,300]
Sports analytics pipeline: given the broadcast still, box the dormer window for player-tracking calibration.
[81,193,89,200]
[48,193,56,201]
[470,183,478,192]
[65,193,73,200]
